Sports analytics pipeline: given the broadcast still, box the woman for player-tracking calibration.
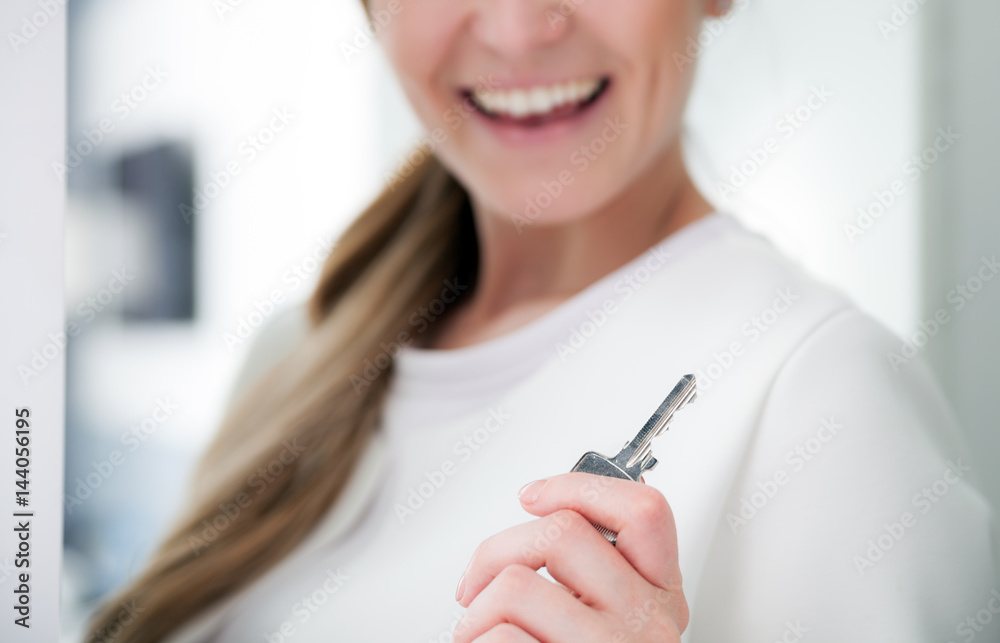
[88,0,997,641]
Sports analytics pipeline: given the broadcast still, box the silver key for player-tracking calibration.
[570,374,698,546]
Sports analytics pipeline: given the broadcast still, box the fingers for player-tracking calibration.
[552,579,581,599]
[457,509,639,610]
[453,564,608,643]
[473,623,540,643]
[453,473,689,641]
[517,472,683,592]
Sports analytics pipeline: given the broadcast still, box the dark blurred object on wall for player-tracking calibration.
[115,142,196,321]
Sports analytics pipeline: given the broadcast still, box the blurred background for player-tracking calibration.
[60,0,999,639]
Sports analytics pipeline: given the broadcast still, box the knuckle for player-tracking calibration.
[548,510,596,551]
[647,589,689,639]
[547,511,593,562]
[485,622,525,642]
[473,533,499,563]
[630,487,671,529]
[493,563,536,598]
[517,541,545,568]
[553,508,589,534]
[535,509,585,549]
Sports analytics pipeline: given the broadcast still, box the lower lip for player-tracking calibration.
[468,82,611,147]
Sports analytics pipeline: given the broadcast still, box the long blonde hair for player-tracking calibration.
[86,149,477,641]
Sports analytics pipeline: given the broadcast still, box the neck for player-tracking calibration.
[428,142,714,349]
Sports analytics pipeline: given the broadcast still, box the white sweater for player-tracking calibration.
[166,212,999,642]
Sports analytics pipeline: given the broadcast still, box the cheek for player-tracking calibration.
[579,0,702,47]
[377,5,464,128]
[583,0,702,90]
[584,0,702,140]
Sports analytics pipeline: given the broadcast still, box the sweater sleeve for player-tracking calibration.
[690,307,1000,642]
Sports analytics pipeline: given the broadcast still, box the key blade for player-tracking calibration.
[623,374,697,469]
[569,374,698,547]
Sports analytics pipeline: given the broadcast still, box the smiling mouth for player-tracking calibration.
[462,76,611,127]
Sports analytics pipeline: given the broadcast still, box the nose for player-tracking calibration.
[470,0,570,57]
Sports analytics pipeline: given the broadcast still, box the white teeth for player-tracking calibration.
[508,90,529,118]
[567,81,582,102]
[472,77,602,119]
[528,87,548,113]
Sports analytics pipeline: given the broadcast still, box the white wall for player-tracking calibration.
[685,0,923,339]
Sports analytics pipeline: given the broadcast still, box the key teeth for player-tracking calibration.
[642,455,658,472]
[591,521,618,546]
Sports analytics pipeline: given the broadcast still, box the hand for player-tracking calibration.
[453,472,688,643]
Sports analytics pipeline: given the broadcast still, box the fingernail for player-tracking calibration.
[455,572,467,602]
[518,479,546,504]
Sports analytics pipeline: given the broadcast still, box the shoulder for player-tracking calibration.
[629,212,858,374]
[756,306,975,483]
[661,213,854,325]
[666,215,1000,636]
[225,300,312,407]
[693,305,999,637]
